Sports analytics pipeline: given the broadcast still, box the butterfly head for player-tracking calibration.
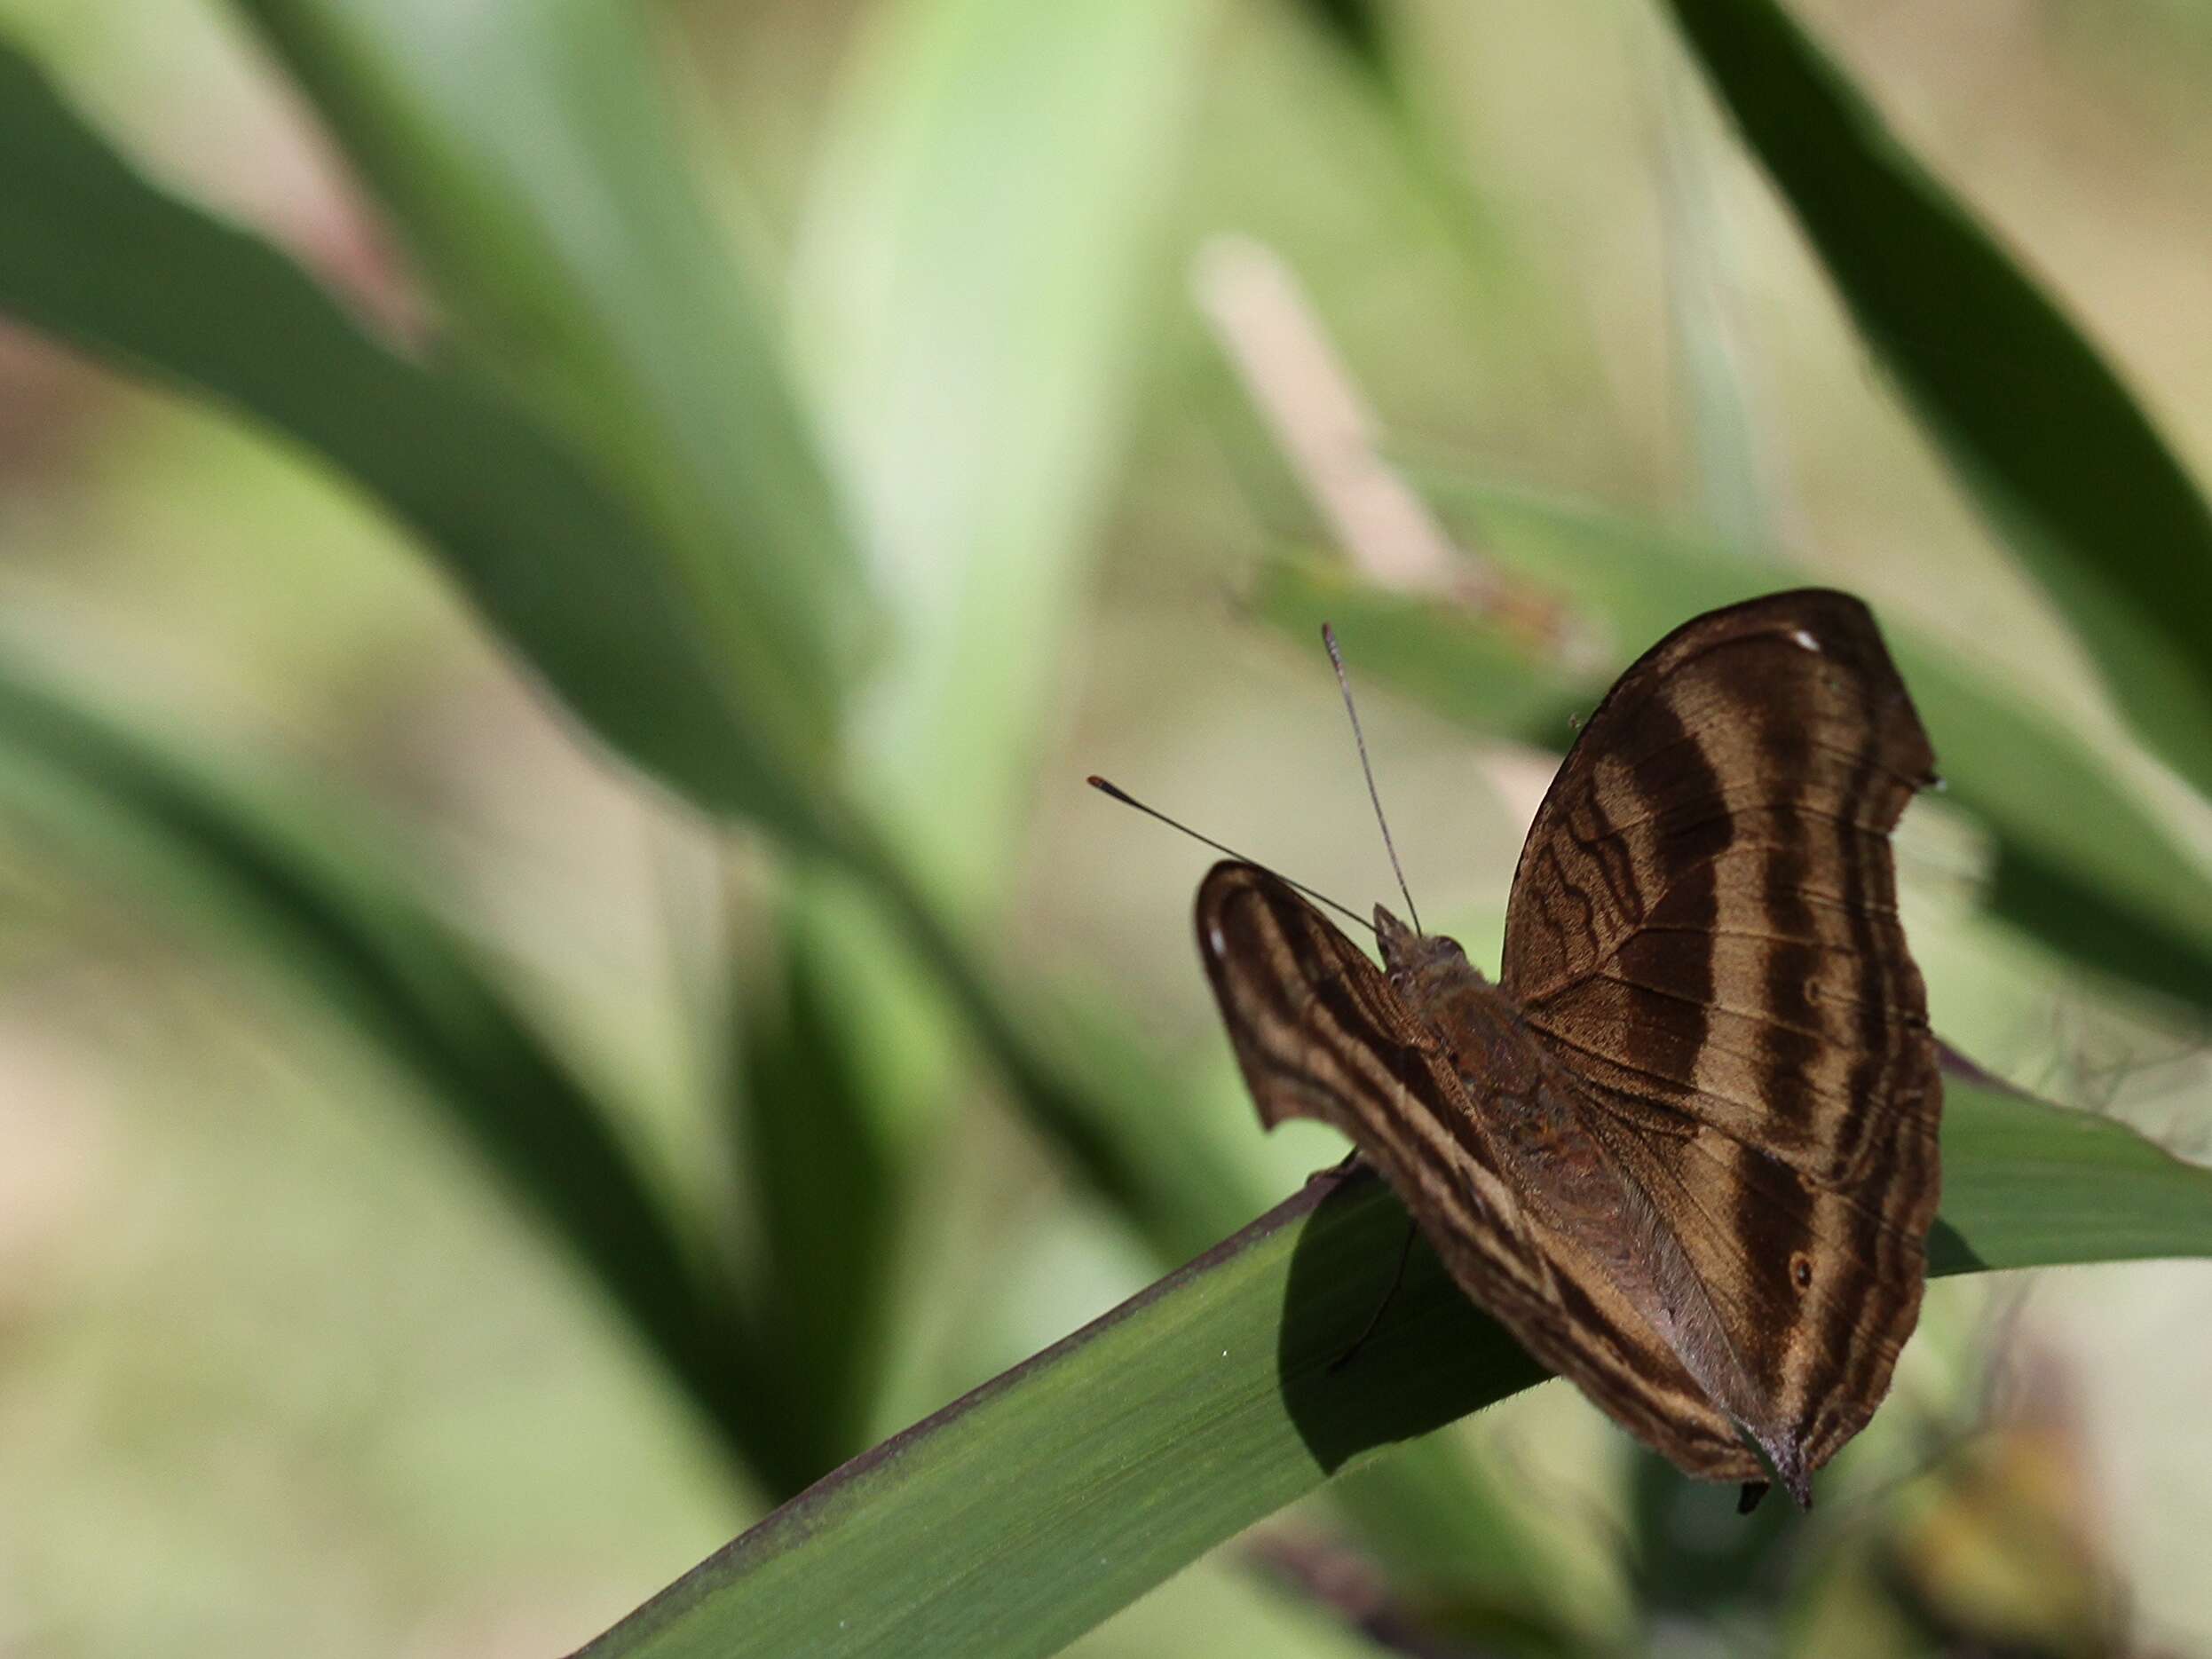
[1375,905,1480,994]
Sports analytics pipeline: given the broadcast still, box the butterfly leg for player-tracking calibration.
[1327,1218,1417,1374]
[1307,1144,1366,1185]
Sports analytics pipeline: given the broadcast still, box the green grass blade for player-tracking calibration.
[229,0,871,742]
[1282,0,1390,77]
[732,871,956,1496]
[713,0,1223,1480]
[571,1059,2212,1659]
[1931,1055,2212,1270]
[1658,0,2212,800]
[0,42,824,843]
[0,658,786,1484]
[1653,44,1782,558]
[825,816,1269,1270]
[1981,844,2212,1046]
[793,0,1213,917]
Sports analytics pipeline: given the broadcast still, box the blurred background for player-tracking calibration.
[1,1,2209,1655]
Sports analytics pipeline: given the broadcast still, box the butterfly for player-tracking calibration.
[1194,589,1941,1508]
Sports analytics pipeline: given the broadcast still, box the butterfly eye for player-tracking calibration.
[1790,1252,1814,1292]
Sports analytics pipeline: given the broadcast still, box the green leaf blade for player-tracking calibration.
[0,658,786,1484]
[0,41,824,842]
[793,0,1213,918]
[230,0,873,742]
[572,1063,2212,1659]
[1659,0,2212,799]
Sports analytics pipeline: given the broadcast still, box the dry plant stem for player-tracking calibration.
[1194,235,1476,596]
[1248,1532,1492,1659]
[1194,234,1577,659]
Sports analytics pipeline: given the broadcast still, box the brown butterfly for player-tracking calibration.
[1191,589,1941,1508]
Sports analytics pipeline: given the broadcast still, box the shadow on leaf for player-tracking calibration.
[1277,1168,1544,1475]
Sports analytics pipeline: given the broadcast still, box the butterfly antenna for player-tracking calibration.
[1322,624,1420,935]
[1086,776,1374,936]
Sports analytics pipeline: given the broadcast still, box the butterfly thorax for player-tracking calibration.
[1371,908,1514,1061]
[1374,906,1618,1220]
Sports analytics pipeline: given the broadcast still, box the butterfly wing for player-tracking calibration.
[1499,589,1942,1487]
[1197,859,1764,1484]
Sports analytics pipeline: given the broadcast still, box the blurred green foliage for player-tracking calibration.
[0,2,2208,1656]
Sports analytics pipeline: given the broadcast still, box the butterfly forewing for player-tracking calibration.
[1502,591,1935,1175]
[1499,589,1942,1485]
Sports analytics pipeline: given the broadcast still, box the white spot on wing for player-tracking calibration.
[1788,628,1821,652]
[1207,921,1228,955]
